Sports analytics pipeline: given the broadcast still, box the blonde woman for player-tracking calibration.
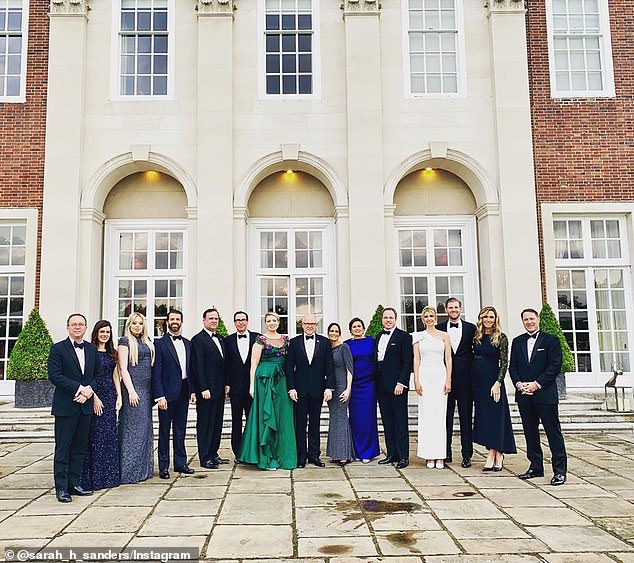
[118,312,155,483]
[413,306,452,469]
[472,306,516,471]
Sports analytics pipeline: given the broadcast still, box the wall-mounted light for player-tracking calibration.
[286,169,294,174]
[144,171,160,182]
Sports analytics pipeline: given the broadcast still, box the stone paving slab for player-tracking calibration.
[564,496,634,517]
[230,475,291,493]
[138,516,214,537]
[295,506,371,537]
[0,514,76,539]
[367,510,441,531]
[16,492,100,515]
[375,530,460,556]
[125,535,207,554]
[0,538,50,558]
[207,524,293,558]
[164,485,226,500]
[349,478,411,492]
[457,538,549,554]
[528,525,634,552]
[426,556,540,563]
[153,499,220,517]
[295,480,356,507]
[218,493,292,524]
[539,555,616,563]
[479,487,564,507]
[65,506,152,533]
[443,518,530,539]
[427,498,506,519]
[504,506,592,526]
[298,536,378,558]
[45,532,133,549]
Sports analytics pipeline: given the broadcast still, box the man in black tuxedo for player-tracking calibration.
[286,313,335,468]
[191,308,228,469]
[374,307,413,469]
[152,309,196,479]
[224,311,259,459]
[437,297,477,467]
[48,313,101,502]
[509,308,567,486]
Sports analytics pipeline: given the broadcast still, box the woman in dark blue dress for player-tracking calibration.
[345,317,380,463]
[472,306,516,471]
[81,320,122,490]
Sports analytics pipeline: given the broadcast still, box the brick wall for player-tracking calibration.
[0,0,49,305]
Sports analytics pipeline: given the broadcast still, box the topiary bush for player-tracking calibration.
[366,304,385,338]
[539,303,575,374]
[7,309,53,381]
[215,308,229,337]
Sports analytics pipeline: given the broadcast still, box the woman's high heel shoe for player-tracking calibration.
[493,454,504,472]
[482,457,495,472]
[426,460,435,469]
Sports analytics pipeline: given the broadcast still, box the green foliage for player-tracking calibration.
[7,309,53,381]
[216,310,229,337]
[539,303,575,374]
[366,304,385,338]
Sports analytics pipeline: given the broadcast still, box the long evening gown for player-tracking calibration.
[118,337,154,483]
[345,337,380,460]
[81,351,120,490]
[326,343,356,461]
[416,331,448,459]
[473,333,517,454]
[238,335,297,469]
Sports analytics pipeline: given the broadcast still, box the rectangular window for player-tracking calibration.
[406,0,463,95]
[0,223,26,379]
[395,218,478,333]
[264,0,313,95]
[0,0,28,101]
[119,0,169,97]
[547,0,615,97]
[553,216,631,372]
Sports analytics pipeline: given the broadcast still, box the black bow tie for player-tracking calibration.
[73,341,84,349]
[528,333,538,339]
[305,335,314,340]
[449,322,459,329]
[171,334,182,341]
[238,334,247,339]
[380,330,390,336]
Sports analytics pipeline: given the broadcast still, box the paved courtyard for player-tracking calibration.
[0,432,633,562]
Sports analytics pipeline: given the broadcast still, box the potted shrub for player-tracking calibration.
[7,309,55,408]
[539,303,575,400]
[366,304,385,338]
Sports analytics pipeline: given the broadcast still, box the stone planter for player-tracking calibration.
[14,379,54,408]
[556,372,567,401]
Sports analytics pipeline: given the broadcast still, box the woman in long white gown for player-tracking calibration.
[413,306,453,469]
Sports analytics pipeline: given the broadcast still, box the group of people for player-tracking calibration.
[47,297,568,503]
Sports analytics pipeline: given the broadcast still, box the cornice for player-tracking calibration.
[50,0,89,16]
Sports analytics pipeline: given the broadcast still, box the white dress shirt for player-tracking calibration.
[527,331,539,359]
[70,337,85,374]
[377,329,394,362]
[237,330,250,363]
[304,335,316,364]
[447,320,462,353]
[204,328,224,357]
[169,332,187,380]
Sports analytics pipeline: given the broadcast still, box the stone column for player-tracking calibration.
[195,0,235,317]
[334,206,352,325]
[343,0,387,318]
[40,0,88,336]
[488,0,542,334]
[77,209,105,324]
[232,207,248,311]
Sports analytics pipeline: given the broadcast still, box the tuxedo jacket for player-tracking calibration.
[509,332,562,405]
[437,320,476,376]
[191,330,226,398]
[286,334,335,398]
[152,334,192,402]
[374,328,413,391]
[48,338,100,416]
[225,331,260,396]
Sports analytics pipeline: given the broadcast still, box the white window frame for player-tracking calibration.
[257,0,321,100]
[0,0,29,103]
[542,203,634,388]
[545,0,615,98]
[109,0,175,101]
[401,0,466,98]
[393,215,479,331]
[103,219,188,338]
[247,217,336,337]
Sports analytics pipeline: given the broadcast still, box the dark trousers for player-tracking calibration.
[229,392,253,457]
[195,395,224,465]
[377,387,409,462]
[518,400,567,475]
[445,375,474,460]
[54,412,92,491]
[158,381,190,471]
[295,395,322,462]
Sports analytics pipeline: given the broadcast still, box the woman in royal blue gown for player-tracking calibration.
[81,320,122,490]
[345,317,380,463]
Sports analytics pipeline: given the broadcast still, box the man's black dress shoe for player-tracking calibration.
[396,459,409,469]
[550,474,566,486]
[377,457,394,465]
[174,465,194,474]
[308,458,325,467]
[56,490,72,503]
[159,470,170,479]
[461,458,472,468]
[202,460,219,469]
[445,457,452,464]
[69,485,93,496]
[518,469,544,480]
[214,456,230,465]
[297,461,306,468]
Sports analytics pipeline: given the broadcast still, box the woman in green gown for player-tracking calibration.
[238,312,297,470]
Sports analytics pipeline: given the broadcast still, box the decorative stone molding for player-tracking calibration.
[79,208,106,226]
[475,203,500,220]
[233,206,248,221]
[334,205,350,221]
[197,0,235,16]
[50,0,89,16]
[485,0,526,14]
[383,204,397,218]
[341,0,380,16]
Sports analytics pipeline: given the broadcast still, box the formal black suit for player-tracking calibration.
[152,333,192,472]
[191,329,226,466]
[286,334,335,463]
[437,320,476,461]
[48,338,101,493]
[509,331,567,476]
[225,330,260,456]
[374,328,413,463]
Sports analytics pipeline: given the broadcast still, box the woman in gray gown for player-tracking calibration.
[326,322,355,465]
[118,312,155,484]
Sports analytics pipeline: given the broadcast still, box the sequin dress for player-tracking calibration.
[118,337,154,483]
[238,335,297,469]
